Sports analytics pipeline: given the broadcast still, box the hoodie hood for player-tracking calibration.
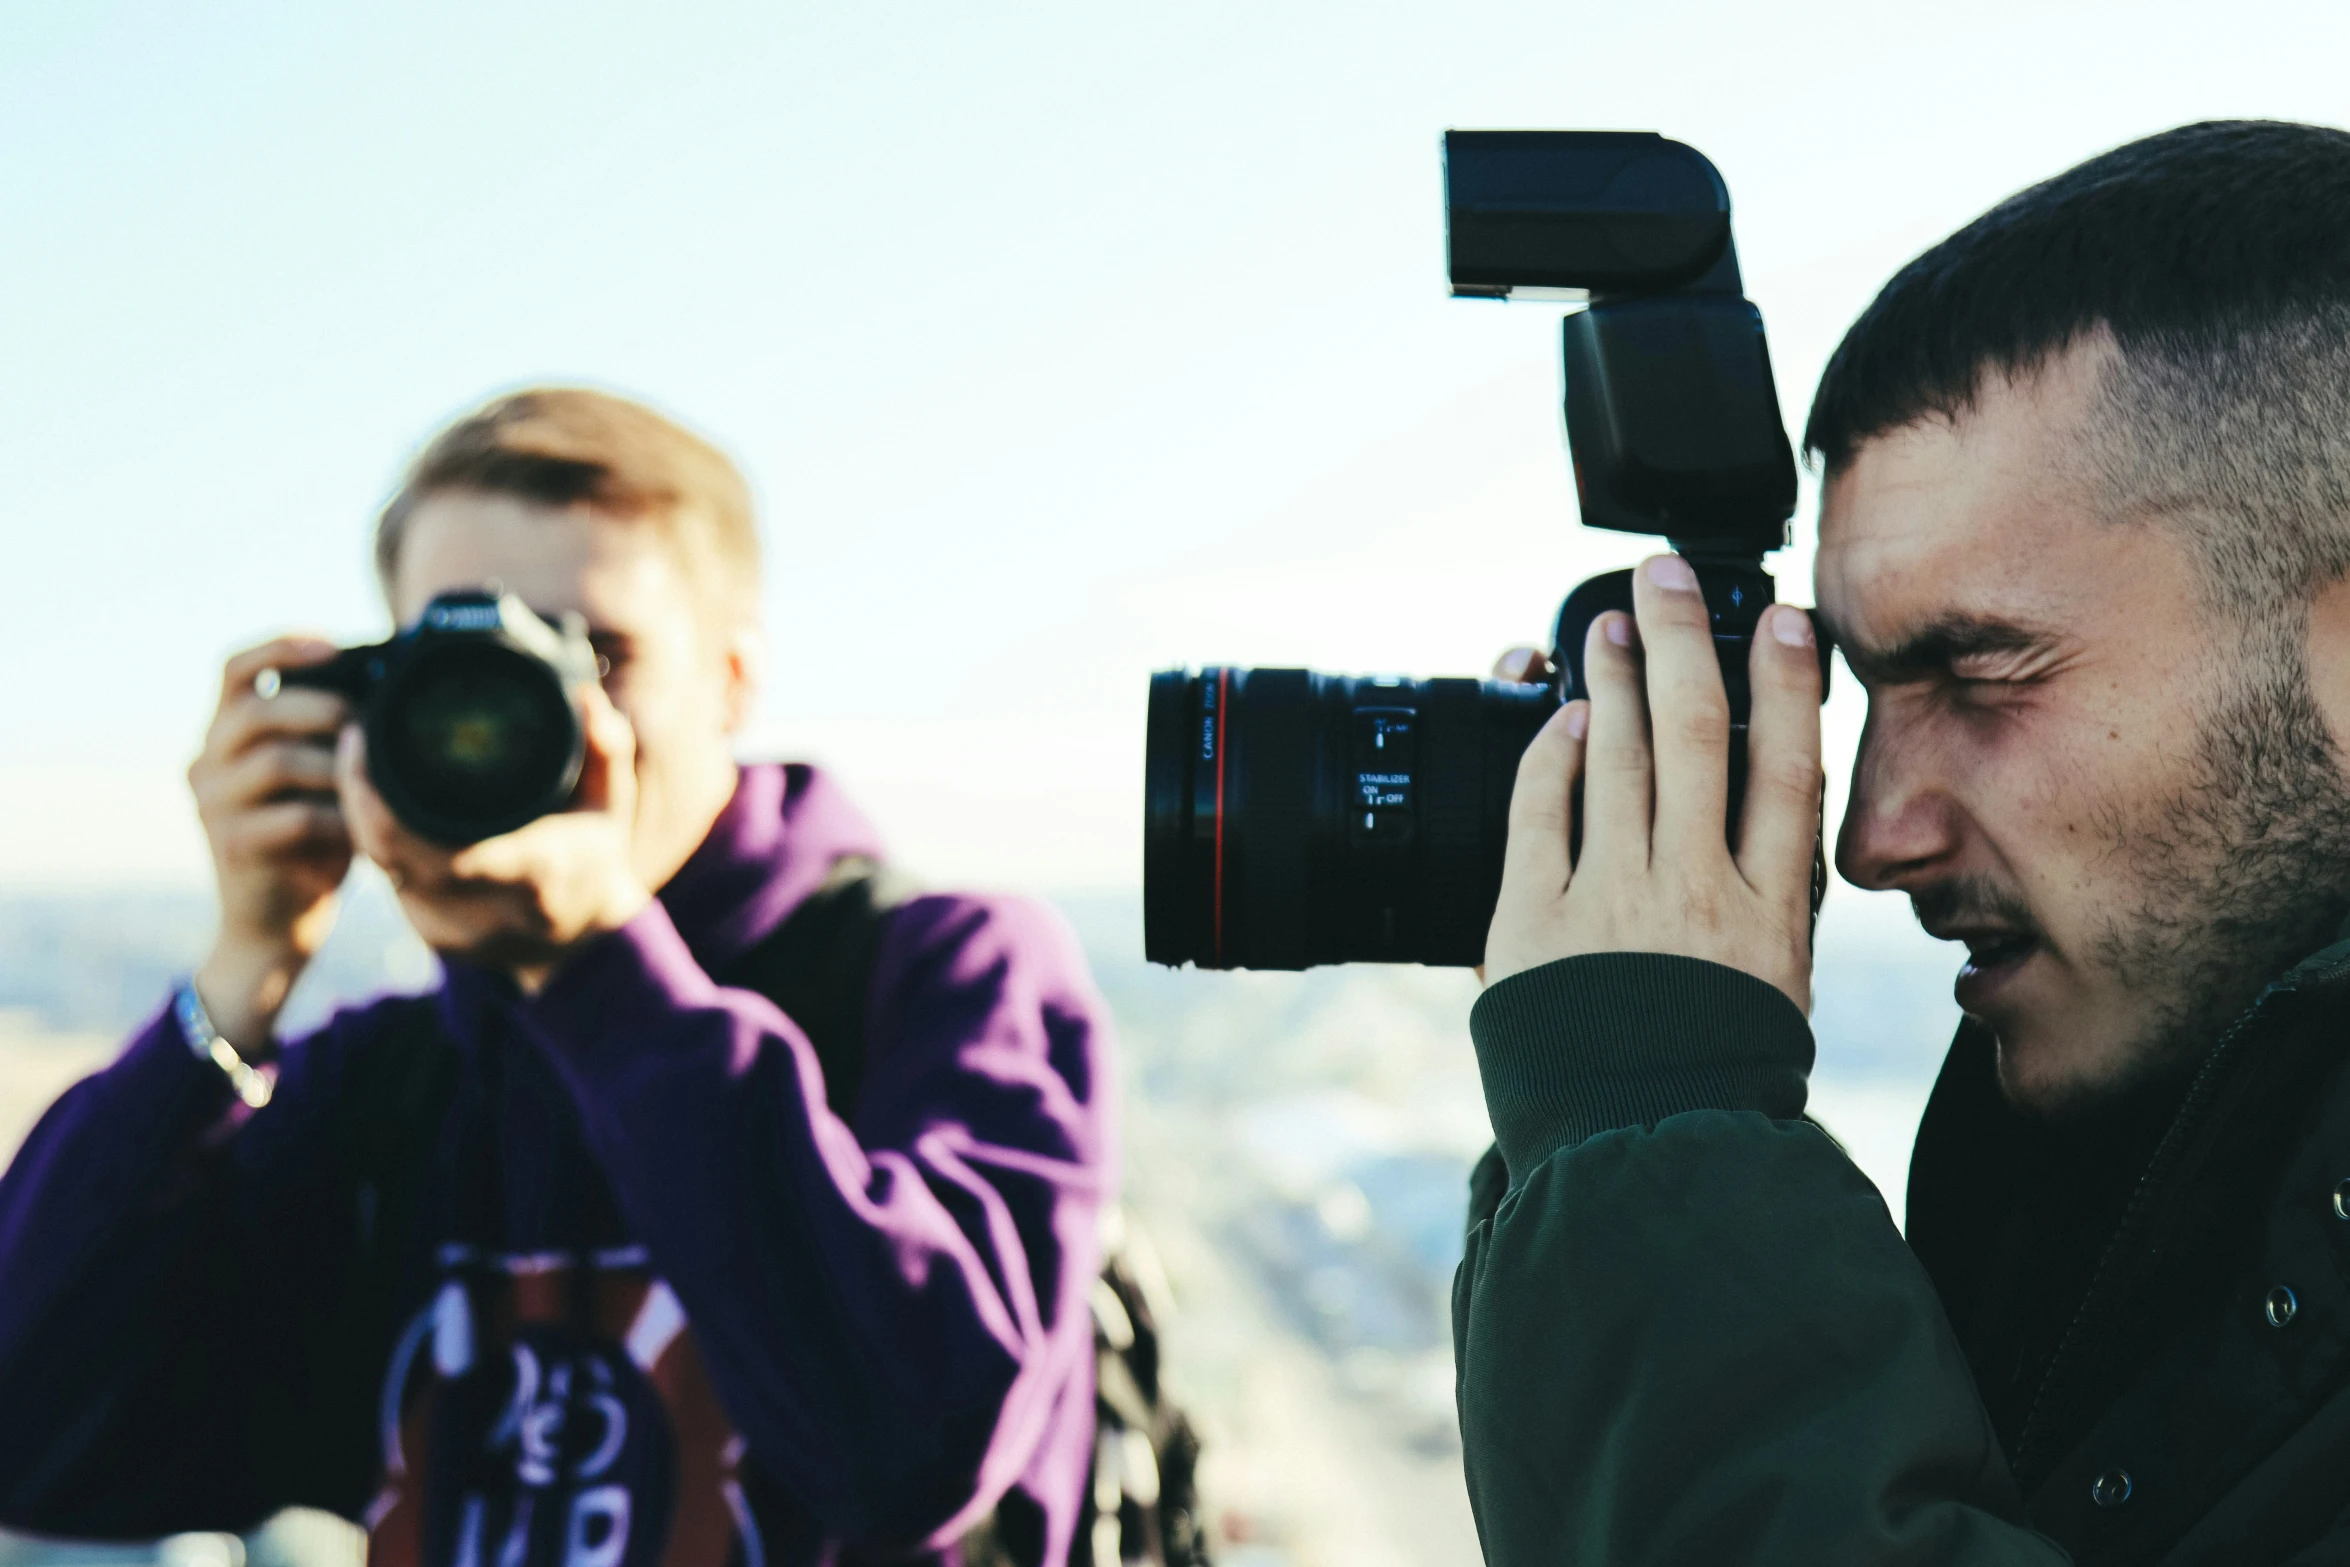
[656,762,888,977]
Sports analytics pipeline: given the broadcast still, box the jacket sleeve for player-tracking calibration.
[1454,953,2071,1566]
[518,892,1113,1553]
[0,1002,382,1534]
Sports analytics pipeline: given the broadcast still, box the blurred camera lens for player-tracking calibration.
[1144,668,1553,969]
[375,639,581,844]
[286,591,596,845]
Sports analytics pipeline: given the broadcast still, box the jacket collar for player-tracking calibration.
[1906,936,2350,1489]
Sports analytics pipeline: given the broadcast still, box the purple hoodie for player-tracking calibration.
[0,764,1116,1567]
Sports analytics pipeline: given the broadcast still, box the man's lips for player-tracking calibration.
[1910,882,2047,1010]
[1949,929,2039,973]
[1925,922,2043,1010]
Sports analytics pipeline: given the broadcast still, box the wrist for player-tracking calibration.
[509,878,653,996]
[599,876,655,936]
[1471,953,1815,1177]
[193,937,307,1053]
[173,980,276,1109]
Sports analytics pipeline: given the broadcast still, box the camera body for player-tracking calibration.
[285,589,599,846]
[1143,131,1806,971]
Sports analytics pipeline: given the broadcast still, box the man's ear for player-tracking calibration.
[719,623,766,738]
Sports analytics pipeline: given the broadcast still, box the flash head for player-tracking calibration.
[1444,131,1733,301]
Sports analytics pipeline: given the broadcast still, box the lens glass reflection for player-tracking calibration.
[388,643,571,829]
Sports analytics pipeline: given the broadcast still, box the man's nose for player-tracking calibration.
[1836,716,1963,892]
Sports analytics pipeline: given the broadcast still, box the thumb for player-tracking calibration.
[573,684,639,821]
[1492,645,1554,685]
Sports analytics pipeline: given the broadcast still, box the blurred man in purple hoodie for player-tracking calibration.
[0,390,1118,1567]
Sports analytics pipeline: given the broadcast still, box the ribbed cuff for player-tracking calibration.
[1470,953,1814,1184]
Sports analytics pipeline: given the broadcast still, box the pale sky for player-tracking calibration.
[4,0,2347,918]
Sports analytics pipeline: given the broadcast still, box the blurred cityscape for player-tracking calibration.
[0,880,1959,1567]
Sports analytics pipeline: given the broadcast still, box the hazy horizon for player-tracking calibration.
[10,1,2350,920]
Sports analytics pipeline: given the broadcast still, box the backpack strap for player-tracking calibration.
[272,993,460,1509]
[720,855,918,1117]
[340,995,465,1269]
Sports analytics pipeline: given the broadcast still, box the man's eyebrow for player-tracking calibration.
[1832,614,2061,681]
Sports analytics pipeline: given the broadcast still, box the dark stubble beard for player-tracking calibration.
[2093,621,2350,1077]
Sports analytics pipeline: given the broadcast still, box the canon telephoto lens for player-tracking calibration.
[1144,668,1554,970]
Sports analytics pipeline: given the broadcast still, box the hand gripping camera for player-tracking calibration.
[282,589,600,846]
[1143,130,1817,970]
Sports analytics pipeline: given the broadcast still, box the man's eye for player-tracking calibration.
[1948,657,2034,687]
[1945,672,2035,712]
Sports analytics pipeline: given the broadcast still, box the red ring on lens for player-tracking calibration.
[1212,666,1230,964]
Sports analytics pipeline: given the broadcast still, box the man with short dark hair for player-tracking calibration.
[0,388,1117,1567]
[1457,121,2350,1564]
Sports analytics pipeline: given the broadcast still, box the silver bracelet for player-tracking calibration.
[173,980,275,1110]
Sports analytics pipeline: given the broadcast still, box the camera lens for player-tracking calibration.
[1144,667,1554,969]
[369,639,583,845]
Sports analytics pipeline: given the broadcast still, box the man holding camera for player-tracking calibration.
[1461,121,2350,1563]
[0,391,1117,1567]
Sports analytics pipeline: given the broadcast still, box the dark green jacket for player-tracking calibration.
[1456,945,2350,1567]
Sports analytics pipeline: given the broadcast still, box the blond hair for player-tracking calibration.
[377,387,761,624]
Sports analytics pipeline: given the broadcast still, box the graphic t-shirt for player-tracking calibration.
[369,1250,773,1567]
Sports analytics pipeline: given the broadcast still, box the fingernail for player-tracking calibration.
[1771,605,1817,648]
[1603,612,1632,647]
[1646,554,1698,592]
[1564,702,1589,740]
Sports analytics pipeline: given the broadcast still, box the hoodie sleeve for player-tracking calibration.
[521,891,1113,1554]
[0,999,400,1534]
[1454,953,2071,1567]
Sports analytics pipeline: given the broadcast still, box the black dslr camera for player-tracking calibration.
[282,589,600,846]
[1143,130,1809,970]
